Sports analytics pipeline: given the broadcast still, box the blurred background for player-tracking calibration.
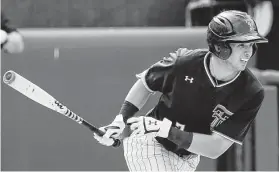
[1,0,278,171]
[1,0,188,27]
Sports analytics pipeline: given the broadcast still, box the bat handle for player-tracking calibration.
[61,107,121,147]
[82,120,121,147]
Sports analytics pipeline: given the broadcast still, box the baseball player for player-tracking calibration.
[94,10,268,171]
[1,11,24,53]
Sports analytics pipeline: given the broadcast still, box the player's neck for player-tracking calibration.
[210,55,239,82]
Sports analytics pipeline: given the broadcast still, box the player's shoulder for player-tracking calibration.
[174,48,208,58]
[156,48,208,70]
[244,68,264,90]
[172,48,208,66]
[241,69,265,99]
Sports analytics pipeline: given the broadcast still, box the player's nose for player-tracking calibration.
[245,45,253,56]
[244,47,253,58]
[244,52,251,58]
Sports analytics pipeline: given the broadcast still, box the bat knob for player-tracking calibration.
[112,139,121,148]
[3,70,16,84]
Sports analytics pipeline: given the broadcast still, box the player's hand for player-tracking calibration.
[2,31,24,53]
[127,116,162,136]
[93,126,116,146]
[93,114,125,146]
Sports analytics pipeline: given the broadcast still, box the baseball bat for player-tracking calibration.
[3,70,121,147]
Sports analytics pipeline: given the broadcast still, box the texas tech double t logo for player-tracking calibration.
[210,104,233,128]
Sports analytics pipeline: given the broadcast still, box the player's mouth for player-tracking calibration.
[240,58,249,62]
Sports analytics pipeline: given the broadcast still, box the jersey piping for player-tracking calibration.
[212,130,242,145]
[203,52,241,88]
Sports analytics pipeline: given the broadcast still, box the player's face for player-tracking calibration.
[226,42,254,71]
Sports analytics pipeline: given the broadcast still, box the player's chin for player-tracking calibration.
[238,66,246,71]
[235,64,247,71]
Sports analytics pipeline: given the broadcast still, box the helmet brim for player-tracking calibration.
[225,33,268,43]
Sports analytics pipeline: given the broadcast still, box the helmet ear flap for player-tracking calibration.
[215,42,231,60]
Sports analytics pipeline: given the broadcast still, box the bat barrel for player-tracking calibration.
[2,70,121,148]
[3,70,16,85]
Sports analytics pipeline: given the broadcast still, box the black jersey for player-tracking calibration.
[137,48,264,155]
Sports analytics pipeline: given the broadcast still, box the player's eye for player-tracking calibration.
[238,43,245,48]
[238,43,253,48]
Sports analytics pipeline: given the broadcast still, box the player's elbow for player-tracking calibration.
[206,135,234,159]
[188,133,235,159]
[125,79,153,109]
[204,148,224,159]
[204,144,230,159]
[208,150,225,159]
[192,142,231,159]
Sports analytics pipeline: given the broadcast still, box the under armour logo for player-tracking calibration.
[185,76,194,83]
[149,120,157,125]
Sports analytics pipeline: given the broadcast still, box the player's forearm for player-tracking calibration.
[165,127,232,159]
[187,132,232,159]
[119,79,153,122]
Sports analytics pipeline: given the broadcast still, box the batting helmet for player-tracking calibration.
[207,10,268,60]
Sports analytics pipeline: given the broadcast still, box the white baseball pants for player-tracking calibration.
[123,132,200,172]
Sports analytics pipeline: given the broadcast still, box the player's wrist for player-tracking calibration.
[114,114,124,122]
[109,114,125,129]
[156,118,172,138]
[167,127,193,150]
[119,100,139,123]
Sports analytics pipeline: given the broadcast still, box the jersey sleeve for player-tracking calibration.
[136,48,190,94]
[212,90,265,145]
